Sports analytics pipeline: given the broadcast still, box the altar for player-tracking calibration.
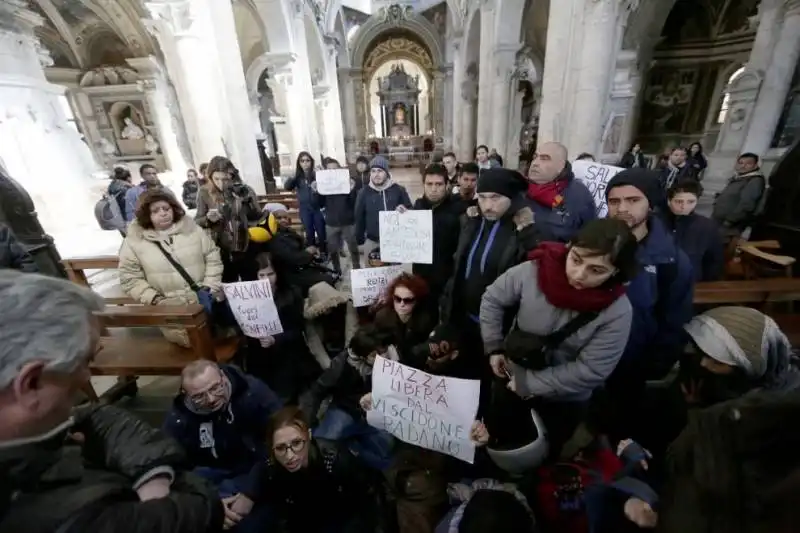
[376,64,422,138]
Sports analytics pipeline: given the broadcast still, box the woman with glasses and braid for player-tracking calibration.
[221,406,374,533]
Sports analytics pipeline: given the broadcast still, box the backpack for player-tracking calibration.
[94,192,126,231]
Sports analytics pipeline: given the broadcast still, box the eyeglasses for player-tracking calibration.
[187,380,225,404]
[393,295,415,305]
[273,438,307,456]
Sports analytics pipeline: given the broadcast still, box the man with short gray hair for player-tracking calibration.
[0,271,223,533]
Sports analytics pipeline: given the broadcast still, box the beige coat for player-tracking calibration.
[118,216,224,305]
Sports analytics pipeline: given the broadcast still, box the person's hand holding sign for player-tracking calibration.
[259,336,275,348]
[359,392,373,411]
[470,421,489,447]
[396,205,407,214]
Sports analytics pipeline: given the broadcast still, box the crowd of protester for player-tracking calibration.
[0,140,797,533]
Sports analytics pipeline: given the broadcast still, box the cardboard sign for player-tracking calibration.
[379,210,433,264]
[222,281,283,338]
[366,356,480,463]
[315,168,352,195]
[350,265,405,307]
[572,160,624,218]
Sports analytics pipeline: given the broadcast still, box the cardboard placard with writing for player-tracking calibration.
[366,356,480,463]
[350,265,405,307]
[222,280,283,338]
[572,160,624,218]
[315,168,352,195]
[378,210,433,264]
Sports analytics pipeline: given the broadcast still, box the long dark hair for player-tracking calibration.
[294,151,315,179]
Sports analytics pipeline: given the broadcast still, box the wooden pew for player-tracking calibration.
[63,256,135,305]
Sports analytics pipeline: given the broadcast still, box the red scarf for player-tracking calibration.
[528,242,625,313]
[527,178,568,208]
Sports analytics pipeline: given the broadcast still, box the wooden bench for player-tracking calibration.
[63,256,135,305]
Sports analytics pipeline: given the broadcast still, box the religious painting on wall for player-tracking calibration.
[639,68,698,134]
[420,2,448,35]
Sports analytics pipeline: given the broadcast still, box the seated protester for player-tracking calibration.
[602,169,694,441]
[248,209,336,295]
[647,389,800,533]
[195,156,261,282]
[662,180,724,282]
[118,189,224,347]
[243,252,322,403]
[0,223,38,272]
[408,163,465,307]
[319,157,362,273]
[374,273,437,367]
[481,218,637,458]
[304,278,359,369]
[223,407,375,533]
[711,152,767,238]
[0,272,222,533]
[526,142,597,242]
[162,361,282,496]
[359,393,491,533]
[681,306,800,406]
[300,324,395,470]
[354,155,412,254]
[436,481,536,533]
[453,162,479,210]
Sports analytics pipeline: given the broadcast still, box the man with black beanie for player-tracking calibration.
[600,168,694,442]
[437,168,542,395]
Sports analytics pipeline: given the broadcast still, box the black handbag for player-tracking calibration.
[504,312,599,371]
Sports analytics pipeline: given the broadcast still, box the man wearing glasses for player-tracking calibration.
[163,361,282,497]
[0,271,223,533]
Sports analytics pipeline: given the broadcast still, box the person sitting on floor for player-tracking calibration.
[300,324,395,471]
[221,407,376,533]
[163,361,282,497]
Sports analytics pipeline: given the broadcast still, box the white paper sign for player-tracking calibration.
[315,168,352,195]
[222,281,283,338]
[572,160,624,218]
[366,356,480,463]
[350,265,405,307]
[379,210,433,264]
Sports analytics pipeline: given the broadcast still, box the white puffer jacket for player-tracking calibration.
[118,216,224,305]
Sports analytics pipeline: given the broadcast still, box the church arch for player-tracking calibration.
[349,7,444,69]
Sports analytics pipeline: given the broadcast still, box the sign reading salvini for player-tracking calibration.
[366,356,480,463]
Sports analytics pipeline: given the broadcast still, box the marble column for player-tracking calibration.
[288,1,319,156]
[313,92,327,157]
[270,62,307,162]
[0,0,106,252]
[145,0,225,165]
[450,38,464,153]
[321,45,346,162]
[339,69,359,159]
[206,0,263,193]
[443,65,454,143]
[461,65,479,161]
[433,71,445,136]
[490,45,519,161]
[568,0,618,158]
[475,3,495,144]
[127,56,190,176]
[743,0,800,156]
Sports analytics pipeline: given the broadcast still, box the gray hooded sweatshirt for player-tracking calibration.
[480,261,632,402]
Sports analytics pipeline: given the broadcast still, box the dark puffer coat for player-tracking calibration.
[0,405,223,533]
[0,224,37,272]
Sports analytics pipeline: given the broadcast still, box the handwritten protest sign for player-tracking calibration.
[572,160,624,218]
[367,356,480,463]
[315,168,352,195]
[350,265,405,307]
[379,210,433,264]
[222,281,283,338]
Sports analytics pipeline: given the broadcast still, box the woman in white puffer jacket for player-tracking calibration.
[118,189,224,345]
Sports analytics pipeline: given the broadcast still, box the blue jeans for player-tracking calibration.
[314,406,394,470]
[300,207,326,248]
[192,467,251,498]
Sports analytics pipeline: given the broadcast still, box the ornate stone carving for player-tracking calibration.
[363,37,434,71]
[270,67,294,88]
[379,4,414,25]
[461,62,479,103]
[145,1,194,35]
[34,39,54,68]
[512,47,537,83]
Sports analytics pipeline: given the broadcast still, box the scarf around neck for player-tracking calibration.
[527,177,568,209]
[528,242,625,313]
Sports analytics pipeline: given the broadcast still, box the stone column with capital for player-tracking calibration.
[489,45,518,162]
[321,44,346,162]
[288,1,320,157]
[127,56,191,176]
[475,3,496,144]
[270,64,307,163]
[450,38,464,155]
[0,0,110,254]
[339,68,360,160]
[742,0,800,156]
[432,71,446,137]
[460,71,479,161]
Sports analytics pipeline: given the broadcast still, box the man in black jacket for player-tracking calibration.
[0,271,222,533]
[0,224,37,272]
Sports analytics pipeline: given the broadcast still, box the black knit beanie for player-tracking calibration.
[476,168,527,200]
[605,168,662,209]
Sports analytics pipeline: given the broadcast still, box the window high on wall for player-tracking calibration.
[717,66,745,124]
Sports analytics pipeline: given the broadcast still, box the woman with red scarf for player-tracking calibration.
[479,218,638,457]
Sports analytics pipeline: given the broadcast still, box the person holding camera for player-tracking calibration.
[196,156,262,282]
[479,218,637,457]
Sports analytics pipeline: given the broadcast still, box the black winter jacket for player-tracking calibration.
[0,225,37,272]
[182,180,199,209]
[263,228,336,293]
[661,212,725,282]
[411,195,465,297]
[300,352,371,424]
[319,177,361,227]
[0,404,222,533]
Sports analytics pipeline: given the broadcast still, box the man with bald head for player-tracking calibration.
[526,141,597,241]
